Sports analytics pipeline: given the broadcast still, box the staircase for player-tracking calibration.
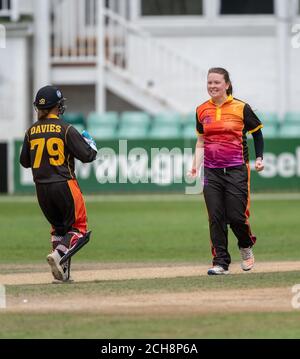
[50,0,205,114]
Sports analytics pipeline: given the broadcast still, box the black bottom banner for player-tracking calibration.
[0,339,296,357]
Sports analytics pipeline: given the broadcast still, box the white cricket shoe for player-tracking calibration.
[47,250,68,281]
[207,265,229,275]
[240,247,255,271]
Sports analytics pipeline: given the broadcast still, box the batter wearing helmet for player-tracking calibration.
[20,85,97,282]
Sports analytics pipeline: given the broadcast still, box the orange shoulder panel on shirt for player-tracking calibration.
[196,98,246,123]
[196,100,212,120]
[225,98,245,119]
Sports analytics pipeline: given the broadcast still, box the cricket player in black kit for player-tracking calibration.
[20,86,97,282]
[189,68,264,275]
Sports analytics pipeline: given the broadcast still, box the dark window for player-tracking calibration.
[0,1,11,10]
[0,143,8,193]
[85,0,96,26]
[142,0,203,16]
[221,0,274,14]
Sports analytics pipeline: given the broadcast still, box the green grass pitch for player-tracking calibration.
[0,194,300,339]
[0,195,299,263]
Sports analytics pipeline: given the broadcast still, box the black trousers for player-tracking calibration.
[203,164,256,270]
[36,180,87,236]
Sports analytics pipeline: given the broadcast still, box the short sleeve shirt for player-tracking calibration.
[196,95,263,168]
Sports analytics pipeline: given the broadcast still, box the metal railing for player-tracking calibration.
[50,0,131,62]
[51,0,98,62]
[103,6,204,113]
[0,0,19,22]
[50,0,205,112]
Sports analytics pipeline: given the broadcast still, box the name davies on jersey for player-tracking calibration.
[30,124,62,135]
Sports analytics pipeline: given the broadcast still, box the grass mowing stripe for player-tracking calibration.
[1,199,300,263]
[1,193,300,203]
[6,271,300,296]
[1,312,300,339]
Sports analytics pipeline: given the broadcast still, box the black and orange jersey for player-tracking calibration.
[20,115,97,183]
[196,95,263,168]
